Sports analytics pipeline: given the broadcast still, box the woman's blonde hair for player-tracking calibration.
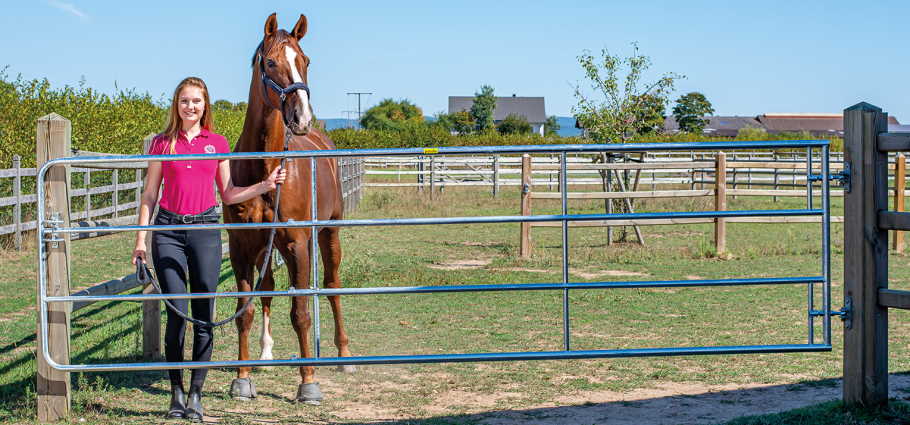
[162,77,214,154]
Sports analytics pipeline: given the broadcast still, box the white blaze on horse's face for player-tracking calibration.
[284,45,313,130]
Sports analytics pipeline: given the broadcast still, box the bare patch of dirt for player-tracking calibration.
[492,267,550,273]
[684,275,705,280]
[571,269,650,279]
[428,259,492,271]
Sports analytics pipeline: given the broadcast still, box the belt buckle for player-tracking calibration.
[181,215,194,224]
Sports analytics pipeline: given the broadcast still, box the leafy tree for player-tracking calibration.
[573,43,681,143]
[545,116,561,137]
[672,92,714,134]
[434,111,475,135]
[213,99,234,111]
[360,98,424,131]
[497,114,532,135]
[631,93,666,135]
[470,85,496,133]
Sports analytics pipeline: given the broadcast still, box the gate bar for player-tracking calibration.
[49,276,825,303]
[38,344,833,372]
[310,157,321,358]
[560,152,570,350]
[807,147,815,344]
[822,145,832,345]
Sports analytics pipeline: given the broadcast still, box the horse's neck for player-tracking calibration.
[238,107,285,153]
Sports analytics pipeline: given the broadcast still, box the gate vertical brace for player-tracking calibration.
[560,152,570,350]
[36,113,73,422]
[843,102,889,407]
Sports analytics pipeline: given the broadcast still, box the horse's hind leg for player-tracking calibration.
[319,226,354,373]
[285,235,322,404]
[257,269,275,367]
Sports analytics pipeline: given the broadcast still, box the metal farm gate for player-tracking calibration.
[37,139,837,374]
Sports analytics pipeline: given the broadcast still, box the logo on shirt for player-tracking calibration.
[204,145,216,154]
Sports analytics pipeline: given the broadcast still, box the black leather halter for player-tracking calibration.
[258,46,311,128]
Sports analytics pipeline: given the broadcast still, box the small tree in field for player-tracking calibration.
[672,92,714,134]
[360,98,424,131]
[545,116,561,137]
[470,85,496,133]
[573,43,681,143]
[497,114,532,135]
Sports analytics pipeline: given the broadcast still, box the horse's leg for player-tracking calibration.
[318,226,354,373]
[258,267,275,366]
[285,233,323,404]
[228,243,264,401]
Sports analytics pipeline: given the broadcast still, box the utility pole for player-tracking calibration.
[346,92,373,126]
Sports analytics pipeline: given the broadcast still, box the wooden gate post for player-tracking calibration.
[519,154,532,258]
[843,102,890,407]
[141,135,161,360]
[715,152,727,255]
[36,113,73,422]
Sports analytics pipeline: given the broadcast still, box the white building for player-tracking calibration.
[448,95,547,136]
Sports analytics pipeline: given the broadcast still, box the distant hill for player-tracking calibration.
[320,116,581,138]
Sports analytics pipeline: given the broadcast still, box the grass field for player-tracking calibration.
[3,183,910,424]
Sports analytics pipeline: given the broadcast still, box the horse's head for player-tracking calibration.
[254,13,313,136]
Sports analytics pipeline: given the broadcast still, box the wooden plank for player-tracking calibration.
[877,132,910,152]
[0,167,37,178]
[879,289,910,310]
[877,211,910,231]
[532,161,714,171]
[842,102,890,407]
[715,153,727,255]
[528,216,843,227]
[520,154,532,258]
[531,190,713,200]
[895,154,906,252]
[36,113,72,422]
[71,273,142,312]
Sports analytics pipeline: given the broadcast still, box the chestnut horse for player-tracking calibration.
[224,13,352,404]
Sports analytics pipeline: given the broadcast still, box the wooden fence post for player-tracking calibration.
[843,102,889,407]
[36,113,72,422]
[13,155,22,251]
[520,154,532,258]
[83,169,90,221]
[140,135,161,360]
[894,154,906,253]
[113,169,119,219]
[715,152,727,256]
[492,155,500,198]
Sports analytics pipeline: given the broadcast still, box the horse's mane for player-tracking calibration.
[251,30,292,67]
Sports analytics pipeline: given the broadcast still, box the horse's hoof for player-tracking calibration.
[336,365,357,374]
[296,383,323,405]
[229,378,257,401]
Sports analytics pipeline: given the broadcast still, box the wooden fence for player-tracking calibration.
[842,102,910,407]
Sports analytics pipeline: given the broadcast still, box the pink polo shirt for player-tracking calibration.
[147,129,231,215]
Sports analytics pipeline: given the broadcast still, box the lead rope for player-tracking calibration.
[138,129,291,328]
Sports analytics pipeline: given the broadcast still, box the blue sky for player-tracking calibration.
[2,1,908,121]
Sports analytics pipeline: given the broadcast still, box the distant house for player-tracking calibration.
[663,113,903,137]
[448,95,547,135]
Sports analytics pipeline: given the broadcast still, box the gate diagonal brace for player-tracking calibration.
[808,161,851,193]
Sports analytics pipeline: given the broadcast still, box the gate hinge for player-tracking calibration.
[807,161,851,193]
[43,212,64,248]
[839,296,853,329]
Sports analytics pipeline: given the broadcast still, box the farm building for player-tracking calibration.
[448,95,547,135]
[660,113,903,137]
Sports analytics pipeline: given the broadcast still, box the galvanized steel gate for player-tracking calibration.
[38,140,836,373]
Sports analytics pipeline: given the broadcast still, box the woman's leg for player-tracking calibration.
[151,228,190,387]
[186,227,222,389]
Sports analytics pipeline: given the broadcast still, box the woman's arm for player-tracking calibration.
[133,161,163,264]
[215,160,287,205]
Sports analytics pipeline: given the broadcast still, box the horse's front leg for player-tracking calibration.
[228,242,261,401]
[318,226,354,373]
[285,234,323,404]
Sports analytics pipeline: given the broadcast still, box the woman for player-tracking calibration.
[133,77,286,421]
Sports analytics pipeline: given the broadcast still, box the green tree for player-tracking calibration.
[631,93,667,135]
[497,114,532,135]
[470,85,496,133]
[433,111,475,135]
[213,99,234,111]
[672,92,714,134]
[573,43,681,143]
[360,98,424,131]
[545,116,561,137]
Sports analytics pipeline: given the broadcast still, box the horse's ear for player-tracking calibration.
[292,14,308,39]
[264,13,278,37]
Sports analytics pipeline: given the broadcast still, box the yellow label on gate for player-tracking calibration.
[423,148,439,154]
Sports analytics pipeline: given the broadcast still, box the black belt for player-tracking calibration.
[156,207,220,224]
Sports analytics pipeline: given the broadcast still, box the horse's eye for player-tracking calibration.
[267,59,276,68]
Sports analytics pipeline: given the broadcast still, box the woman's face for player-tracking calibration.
[177,86,205,127]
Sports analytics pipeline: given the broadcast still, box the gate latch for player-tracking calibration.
[43,212,64,248]
[808,161,851,193]
[839,296,853,329]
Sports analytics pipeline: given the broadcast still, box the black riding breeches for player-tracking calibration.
[151,211,221,388]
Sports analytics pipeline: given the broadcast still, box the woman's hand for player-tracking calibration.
[263,166,288,190]
[132,243,147,265]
